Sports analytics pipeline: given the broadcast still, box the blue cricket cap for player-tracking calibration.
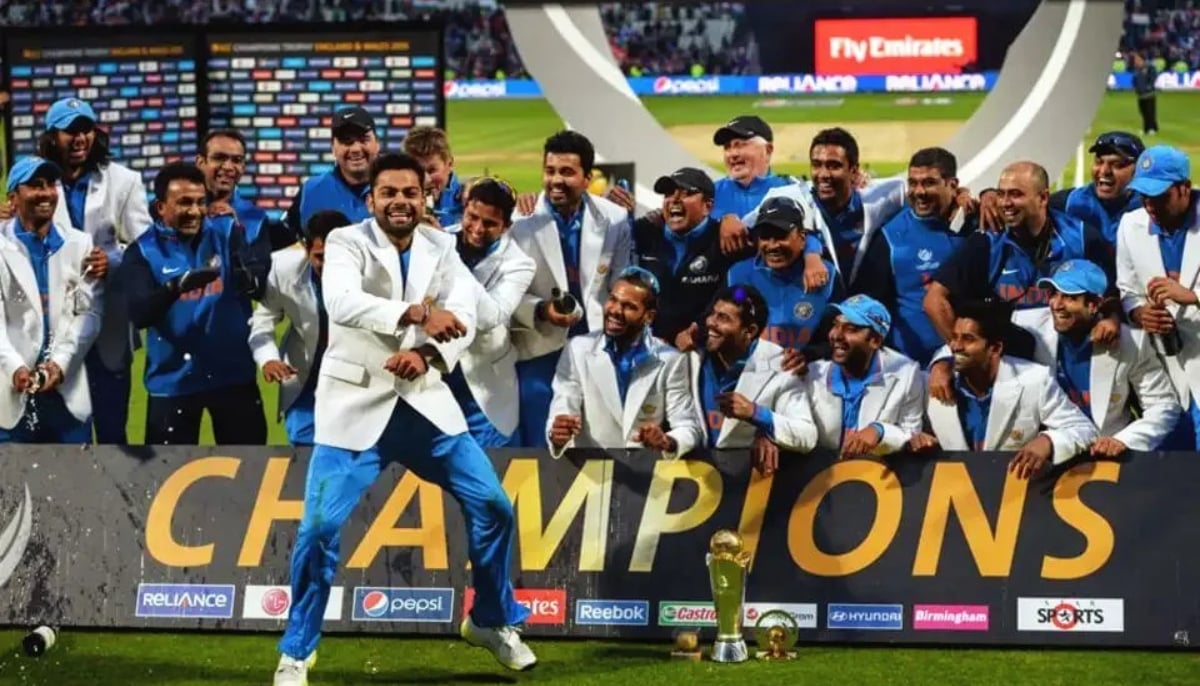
[1129,145,1191,198]
[1037,259,1108,297]
[7,156,61,194]
[45,97,97,131]
[831,294,891,338]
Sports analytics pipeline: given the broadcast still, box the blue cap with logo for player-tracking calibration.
[1129,145,1191,198]
[1037,259,1108,297]
[831,294,892,338]
[45,97,97,132]
[6,156,62,194]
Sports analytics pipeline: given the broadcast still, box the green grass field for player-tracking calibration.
[39,91,1199,684]
[145,90,1200,446]
[0,630,1198,686]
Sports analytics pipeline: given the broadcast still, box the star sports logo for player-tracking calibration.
[1017,598,1124,633]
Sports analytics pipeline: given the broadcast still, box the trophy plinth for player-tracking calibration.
[706,529,752,664]
[754,610,799,661]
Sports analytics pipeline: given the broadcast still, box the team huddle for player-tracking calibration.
[1,96,1198,684]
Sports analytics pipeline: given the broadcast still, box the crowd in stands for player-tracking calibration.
[1121,0,1200,73]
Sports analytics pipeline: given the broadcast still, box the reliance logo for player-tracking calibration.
[135,583,235,619]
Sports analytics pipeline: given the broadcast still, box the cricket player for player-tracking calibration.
[273,153,533,686]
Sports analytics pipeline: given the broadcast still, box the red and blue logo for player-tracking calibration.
[352,587,454,623]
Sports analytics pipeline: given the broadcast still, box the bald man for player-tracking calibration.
[923,161,1117,367]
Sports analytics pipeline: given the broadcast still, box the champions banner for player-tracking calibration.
[0,447,1196,647]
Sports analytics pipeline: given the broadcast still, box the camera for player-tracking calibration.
[548,287,577,316]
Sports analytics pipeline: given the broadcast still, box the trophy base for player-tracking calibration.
[756,650,797,661]
[709,639,749,663]
[670,650,703,662]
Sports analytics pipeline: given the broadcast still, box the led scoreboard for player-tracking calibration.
[207,30,445,213]
[4,33,201,190]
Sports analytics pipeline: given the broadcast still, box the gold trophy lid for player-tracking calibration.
[709,529,744,556]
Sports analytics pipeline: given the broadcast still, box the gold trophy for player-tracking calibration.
[706,530,751,663]
[753,610,799,660]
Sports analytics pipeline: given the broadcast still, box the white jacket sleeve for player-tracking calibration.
[662,352,703,460]
[1039,372,1100,463]
[321,229,410,336]
[547,339,584,459]
[476,248,535,331]
[423,250,477,372]
[49,236,104,378]
[874,367,925,455]
[1115,334,1183,450]
[248,269,286,368]
[1116,213,1148,315]
[770,375,819,453]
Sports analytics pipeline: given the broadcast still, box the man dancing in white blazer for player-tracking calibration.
[443,177,536,447]
[915,298,1098,479]
[547,267,702,458]
[273,154,534,686]
[248,210,349,446]
[804,294,924,458]
[1035,259,1180,455]
[685,284,818,473]
[509,130,633,447]
[0,156,106,442]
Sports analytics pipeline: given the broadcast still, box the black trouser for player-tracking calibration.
[145,383,267,445]
[1138,96,1158,134]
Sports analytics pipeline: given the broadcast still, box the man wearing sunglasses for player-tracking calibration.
[26,97,151,445]
[685,284,819,474]
[546,266,702,459]
[1115,145,1200,449]
[1048,131,1145,248]
[443,178,536,447]
[283,106,380,241]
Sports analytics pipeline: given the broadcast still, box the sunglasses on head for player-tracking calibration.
[1093,133,1142,157]
[729,285,758,322]
[618,265,661,294]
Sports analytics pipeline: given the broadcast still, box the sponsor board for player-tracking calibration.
[757,74,858,94]
[575,599,650,626]
[885,73,988,92]
[463,588,566,625]
[443,80,507,99]
[651,76,721,95]
[1017,598,1124,633]
[826,603,904,630]
[658,601,717,627]
[815,17,978,76]
[352,587,454,623]
[136,583,236,619]
[744,603,818,629]
[242,585,344,621]
[912,604,989,631]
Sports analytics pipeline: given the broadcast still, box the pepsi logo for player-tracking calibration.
[361,590,389,618]
[261,588,290,617]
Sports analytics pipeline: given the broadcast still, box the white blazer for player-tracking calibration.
[313,220,478,451]
[52,162,151,371]
[0,222,104,428]
[509,193,633,361]
[1115,204,1200,407]
[547,331,703,459]
[805,347,925,455]
[247,246,321,420]
[742,177,905,285]
[685,340,818,451]
[927,357,1099,461]
[460,233,536,436]
[1032,318,1180,450]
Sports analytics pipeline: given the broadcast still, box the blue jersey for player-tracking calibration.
[712,174,792,222]
[1062,184,1141,246]
[124,221,258,397]
[728,255,840,351]
[432,172,465,228]
[292,169,371,235]
[880,210,967,365]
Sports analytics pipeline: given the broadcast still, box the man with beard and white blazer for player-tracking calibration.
[509,131,633,447]
[547,267,702,459]
[1114,145,1200,449]
[804,294,925,457]
[916,298,1098,479]
[0,157,107,442]
[686,284,818,473]
[443,178,536,447]
[248,210,348,446]
[1034,259,1180,454]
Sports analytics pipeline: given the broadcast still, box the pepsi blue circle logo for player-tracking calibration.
[361,590,389,618]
